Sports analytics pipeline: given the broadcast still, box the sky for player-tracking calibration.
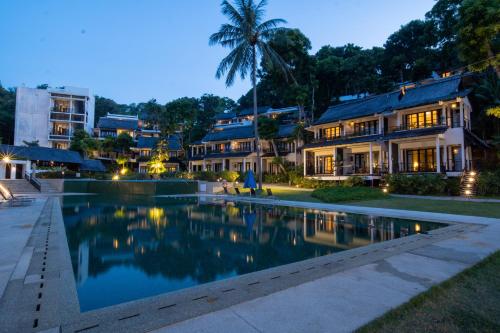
[0,0,436,104]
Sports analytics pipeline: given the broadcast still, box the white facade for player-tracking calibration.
[14,86,95,149]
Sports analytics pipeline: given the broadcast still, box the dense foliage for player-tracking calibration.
[312,187,388,203]
[385,174,460,196]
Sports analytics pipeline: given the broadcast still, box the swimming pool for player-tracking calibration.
[61,195,447,311]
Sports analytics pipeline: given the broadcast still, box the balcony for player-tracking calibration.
[389,119,447,133]
[312,131,381,145]
[306,162,389,177]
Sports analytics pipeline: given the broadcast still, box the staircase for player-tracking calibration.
[460,170,478,197]
[37,179,62,193]
[0,179,39,195]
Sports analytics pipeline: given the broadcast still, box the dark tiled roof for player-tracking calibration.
[136,135,182,150]
[202,126,254,142]
[80,159,106,172]
[97,117,139,130]
[214,112,237,120]
[238,106,271,117]
[276,124,297,139]
[315,76,468,125]
[0,144,83,164]
[303,134,383,149]
[383,126,447,141]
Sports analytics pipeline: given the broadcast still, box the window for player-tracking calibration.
[237,141,252,151]
[353,120,378,136]
[316,155,334,174]
[405,148,436,172]
[321,126,341,140]
[405,110,440,129]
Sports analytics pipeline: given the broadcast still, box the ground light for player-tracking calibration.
[112,174,120,181]
[120,168,127,175]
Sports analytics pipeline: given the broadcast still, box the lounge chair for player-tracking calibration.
[266,188,277,199]
[234,188,241,195]
[0,187,34,207]
[250,188,256,197]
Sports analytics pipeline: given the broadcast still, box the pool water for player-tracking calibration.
[61,195,446,311]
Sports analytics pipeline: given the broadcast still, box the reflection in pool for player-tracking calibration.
[61,195,446,311]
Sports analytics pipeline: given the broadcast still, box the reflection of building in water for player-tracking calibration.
[302,211,397,249]
[77,241,89,284]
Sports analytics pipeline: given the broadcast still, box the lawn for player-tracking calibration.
[351,197,500,219]
[255,186,500,218]
[356,251,500,333]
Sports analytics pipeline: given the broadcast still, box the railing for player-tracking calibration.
[389,121,447,133]
[396,163,444,173]
[25,172,41,192]
[312,131,380,145]
[306,162,389,177]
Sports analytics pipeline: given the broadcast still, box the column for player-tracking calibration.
[378,115,384,134]
[243,158,246,172]
[313,152,317,175]
[442,105,447,126]
[202,160,206,171]
[436,136,441,173]
[369,143,373,175]
[443,145,448,172]
[388,142,393,174]
[459,102,464,127]
[461,144,466,170]
[303,150,307,176]
[222,159,225,171]
[332,147,337,176]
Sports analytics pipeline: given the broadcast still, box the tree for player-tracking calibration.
[162,97,199,139]
[22,140,39,147]
[70,130,101,157]
[94,96,124,126]
[457,0,500,75]
[114,132,134,154]
[142,99,163,130]
[258,116,286,173]
[148,140,169,176]
[474,68,500,137]
[0,84,15,145]
[210,0,290,190]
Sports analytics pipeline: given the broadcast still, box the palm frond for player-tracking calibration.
[257,18,287,35]
[209,24,243,46]
[258,41,294,83]
[221,0,244,26]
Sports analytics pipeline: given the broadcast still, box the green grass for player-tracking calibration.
[311,186,389,203]
[356,251,500,333]
[234,187,321,202]
[351,197,500,218]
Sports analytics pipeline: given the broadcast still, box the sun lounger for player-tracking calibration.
[266,188,277,199]
[234,188,241,195]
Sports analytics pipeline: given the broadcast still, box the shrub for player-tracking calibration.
[312,186,387,203]
[477,170,500,196]
[220,170,240,182]
[343,176,365,187]
[385,174,447,195]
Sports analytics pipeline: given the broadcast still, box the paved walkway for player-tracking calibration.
[390,193,500,203]
[152,195,500,333]
[0,199,46,299]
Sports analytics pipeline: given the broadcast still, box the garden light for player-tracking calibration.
[120,168,127,175]
[112,174,120,181]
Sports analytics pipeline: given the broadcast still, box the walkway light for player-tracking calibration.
[112,174,120,181]
[120,168,127,175]
[382,188,388,193]
[465,190,471,195]
[470,171,476,176]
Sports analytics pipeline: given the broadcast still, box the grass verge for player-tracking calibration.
[356,251,500,333]
[311,186,388,203]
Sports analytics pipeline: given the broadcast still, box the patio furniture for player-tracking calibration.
[266,188,277,199]
[0,186,34,207]
[234,188,241,195]
[250,188,256,197]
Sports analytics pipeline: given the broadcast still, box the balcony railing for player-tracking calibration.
[306,162,389,177]
[312,131,380,145]
[389,120,447,133]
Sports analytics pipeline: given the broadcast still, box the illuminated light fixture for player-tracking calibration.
[468,177,474,182]
[2,156,11,163]
[470,171,476,176]
[451,103,457,108]
[415,224,421,233]
[465,190,471,196]
[112,174,120,181]
[467,184,471,188]
[120,168,127,175]
[382,188,388,193]
[349,121,355,126]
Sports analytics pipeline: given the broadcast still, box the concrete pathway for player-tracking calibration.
[152,196,500,333]
[0,199,46,299]
[390,193,500,203]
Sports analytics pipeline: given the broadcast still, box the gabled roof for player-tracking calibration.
[202,126,254,142]
[214,112,237,121]
[315,75,469,126]
[276,124,297,139]
[97,117,139,130]
[237,106,271,117]
[0,144,83,164]
[80,159,106,172]
[136,135,182,150]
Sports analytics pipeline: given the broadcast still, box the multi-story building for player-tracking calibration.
[188,106,302,173]
[303,74,485,180]
[133,135,184,173]
[14,86,95,150]
[95,113,140,140]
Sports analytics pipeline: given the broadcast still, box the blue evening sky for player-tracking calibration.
[0,0,435,104]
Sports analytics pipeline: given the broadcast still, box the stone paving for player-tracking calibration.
[0,194,499,333]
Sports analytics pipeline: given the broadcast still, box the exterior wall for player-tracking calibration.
[14,87,51,147]
[14,86,95,149]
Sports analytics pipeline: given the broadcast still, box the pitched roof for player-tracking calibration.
[80,159,106,172]
[315,75,469,125]
[276,124,297,139]
[0,144,83,164]
[136,135,183,150]
[202,125,254,142]
[237,106,271,117]
[214,112,237,120]
[97,117,139,130]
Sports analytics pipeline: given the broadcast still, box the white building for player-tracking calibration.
[14,86,95,150]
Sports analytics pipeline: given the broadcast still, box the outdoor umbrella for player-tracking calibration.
[243,210,257,234]
[243,170,257,189]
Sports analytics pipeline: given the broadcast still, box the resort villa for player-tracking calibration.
[302,74,487,180]
[188,106,302,174]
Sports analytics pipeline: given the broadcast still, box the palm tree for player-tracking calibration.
[210,0,290,190]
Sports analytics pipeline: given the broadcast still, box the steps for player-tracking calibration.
[37,179,62,193]
[460,170,477,197]
[0,179,39,195]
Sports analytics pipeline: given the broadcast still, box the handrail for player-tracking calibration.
[25,172,41,192]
